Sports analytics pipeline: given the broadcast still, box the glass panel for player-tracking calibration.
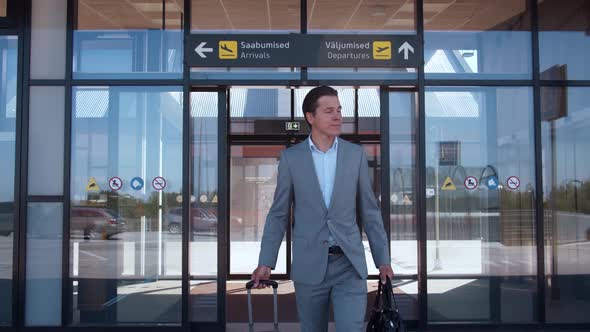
[389,91,417,276]
[426,87,536,322]
[73,0,183,79]
[424,0,531,79]
[28,86,65,196]
[190,92,218,322]
[538,0,590,80]
[307,0,415,33]
[358,88,380,135]
[428,277,537,321]
[70,86,183,325]
[230,145,286,274]
[26,203,63,326]
[191,0,299,32]
[230,87,292,135]
[542,87,590,322]
[31,0,67,79]
[361,144,381,276]
[0,35,17,327]
[294,87,354,135]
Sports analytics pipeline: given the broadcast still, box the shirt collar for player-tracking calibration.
[309,135,338,153]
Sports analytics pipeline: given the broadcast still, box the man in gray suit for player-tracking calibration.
[251,86,394,331]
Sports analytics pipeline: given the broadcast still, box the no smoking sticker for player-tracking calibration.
[464,176,478,190]
[109,177,123,191]
[507,176,520,190]
[152,177,167,191]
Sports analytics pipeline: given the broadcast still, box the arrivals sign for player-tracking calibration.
[186,34,418,68]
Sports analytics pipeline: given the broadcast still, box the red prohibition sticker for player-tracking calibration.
[152,176,167,191]
[506,176,520,190]
[109,177,123,191]
[464,176,478,190]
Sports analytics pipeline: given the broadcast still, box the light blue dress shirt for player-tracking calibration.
[309,135,338,246]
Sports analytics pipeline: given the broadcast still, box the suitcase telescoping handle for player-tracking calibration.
[245,280,279,332]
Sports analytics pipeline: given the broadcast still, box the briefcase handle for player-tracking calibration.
[373,276,400,312]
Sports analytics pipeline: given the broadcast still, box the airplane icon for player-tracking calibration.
[376,46,389,53]
[220,43,234,53]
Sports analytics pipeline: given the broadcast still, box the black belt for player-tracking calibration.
[328,245,344,255]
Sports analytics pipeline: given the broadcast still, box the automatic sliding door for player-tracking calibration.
[230,145,287,274]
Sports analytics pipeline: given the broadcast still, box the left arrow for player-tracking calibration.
[194,42,213,58]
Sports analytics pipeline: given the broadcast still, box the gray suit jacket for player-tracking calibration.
[258,138,390,285]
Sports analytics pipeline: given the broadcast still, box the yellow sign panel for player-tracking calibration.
[441,176,456,191]
[219,41,238,59]
[373,41,392,60]
[86,177,100,191]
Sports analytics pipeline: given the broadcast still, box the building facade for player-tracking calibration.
[0,0,589,330]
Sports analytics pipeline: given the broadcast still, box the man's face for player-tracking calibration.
[306,95,342,137]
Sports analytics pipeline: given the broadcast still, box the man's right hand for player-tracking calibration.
[251,265,272,289]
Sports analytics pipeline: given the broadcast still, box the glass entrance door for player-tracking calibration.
[224,86,419,328]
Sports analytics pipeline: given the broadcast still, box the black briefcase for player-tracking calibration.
[366,277,407,332]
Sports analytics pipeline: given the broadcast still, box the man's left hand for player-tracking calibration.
[378,264,394,284]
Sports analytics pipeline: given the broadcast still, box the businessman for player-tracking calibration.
[251,86,394,331]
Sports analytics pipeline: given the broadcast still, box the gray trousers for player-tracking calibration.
[294,254,367,332]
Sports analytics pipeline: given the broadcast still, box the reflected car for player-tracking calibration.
[164,207,217,234]
[71,207,127,239]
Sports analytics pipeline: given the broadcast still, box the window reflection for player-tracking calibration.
[230,88,292,135]
[424,0,531,79]
[70,86,183,325]
[425,87,536,322]
[0,35,17,326]
[73,0,183,79]
[539,0,590,80]
[542,87,590,322]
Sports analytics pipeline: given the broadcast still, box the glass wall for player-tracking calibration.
[538,0,590,80]
[73,0,184,79]
[70,86,183,325]
[231,87,292,135]
[425,0,531,79]
[425,87,537,322]
[542,87,590,322]
[0,35,17,326]
[25,203,63,326]
[389,90,418,320]
[190,91,219,322]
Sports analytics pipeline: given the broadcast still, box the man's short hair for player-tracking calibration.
[302,86,338,129]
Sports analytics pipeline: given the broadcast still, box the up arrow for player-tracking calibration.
[398,42,414,60]
[194,42,213,58]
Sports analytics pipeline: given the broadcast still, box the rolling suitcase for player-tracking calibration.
[245,280,280,332]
